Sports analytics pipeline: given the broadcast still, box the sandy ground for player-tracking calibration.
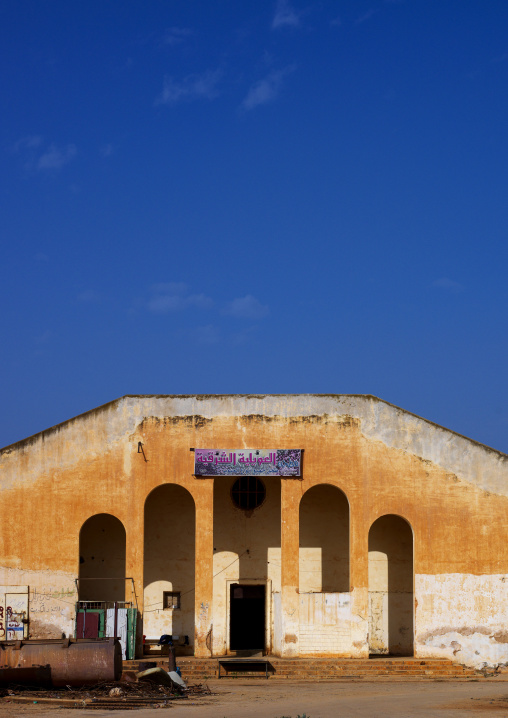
[2,681,508,718]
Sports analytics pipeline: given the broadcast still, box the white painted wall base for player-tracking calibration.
[299,593,351,655]
[416,573,508,669]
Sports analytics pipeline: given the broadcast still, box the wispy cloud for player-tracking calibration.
[223,295,269,319]
[355,9,379,24]
[34,329,54,357]
[37,144,77,171]
[433,277,464,293]
[152,282,188,295]
[100,143,113,157]
[492,52,508,64]
[155,69,221,106]
[272,0,301,29]
[241,65,295,111]
[163,27,193,46]
[78,289,102,304]
[195,324,220,345]
[147,283,213,313]
[11,137,77,173]
[231,325,261,345]
[11,135,43,152]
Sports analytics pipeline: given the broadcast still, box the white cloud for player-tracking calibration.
[37,144,77,171]
[12,135,43,152]
[163,27,193,46]
[155,69,221,106]
[241,66,295,111]
[433,277,464,293]
[223,295,269,319]
[10,137,77,173]
[147,283,213,313]
[272,0,301,29]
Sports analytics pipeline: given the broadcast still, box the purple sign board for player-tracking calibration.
[194,449,302,477]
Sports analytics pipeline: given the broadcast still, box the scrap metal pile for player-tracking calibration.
[0,639,211,710]
[1,676,211,710]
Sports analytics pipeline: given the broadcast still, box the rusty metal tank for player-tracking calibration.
[0,638,122,686]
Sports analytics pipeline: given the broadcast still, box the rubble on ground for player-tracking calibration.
[0,679,212,710]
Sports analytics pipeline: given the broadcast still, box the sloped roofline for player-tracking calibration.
[1,394,506,459]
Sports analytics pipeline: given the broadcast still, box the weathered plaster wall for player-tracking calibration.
[3,394,506,497]
[415,573,508,669]
[299,593,351,655]
[0,394,507,665]
[0,568,76,639]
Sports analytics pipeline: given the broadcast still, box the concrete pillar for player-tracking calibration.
[349,498,369,657]
[194,482,214,657]
[280,479,300,657]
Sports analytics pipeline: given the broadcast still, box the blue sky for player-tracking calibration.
[2,1,508,452]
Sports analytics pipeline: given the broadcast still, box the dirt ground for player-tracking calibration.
[2,680,508,718]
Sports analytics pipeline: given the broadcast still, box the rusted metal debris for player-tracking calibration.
[0,665,51,686]
[0,638,122,686]
[1,680,211,710]
[137,666,176,687]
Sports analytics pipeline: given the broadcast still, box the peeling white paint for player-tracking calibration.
[416,573,508,669]
[350,587,369,658]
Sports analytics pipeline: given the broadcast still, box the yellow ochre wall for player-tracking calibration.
[0,395,507,668]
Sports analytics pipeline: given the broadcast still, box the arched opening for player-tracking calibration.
[79,514,126,602]
[299,484,349,592]
[298,484,350,656]
[368,514,414,656]
[143,484,195,653]
[213,476,281,655]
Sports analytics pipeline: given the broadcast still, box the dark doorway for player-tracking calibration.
[230,584,265,651]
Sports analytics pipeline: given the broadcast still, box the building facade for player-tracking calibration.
[1,394,507,669]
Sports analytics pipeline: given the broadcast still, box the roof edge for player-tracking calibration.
[1,394,506,459]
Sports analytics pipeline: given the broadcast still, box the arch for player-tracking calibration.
[368,514,414,656]
[299,483,350,593]
[213,476,281,654]
[143,484,195,653]
[79,513,126,602]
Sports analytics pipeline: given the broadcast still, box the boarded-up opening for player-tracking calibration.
[368,514,413,656]
[76,611,100,638]
[143,484,195,651]
[79,514,126,602]
[299,484,349,592]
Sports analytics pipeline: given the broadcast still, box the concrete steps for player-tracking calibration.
[123,657,480,682]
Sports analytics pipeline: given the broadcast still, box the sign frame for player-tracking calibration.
[193,449,302,478]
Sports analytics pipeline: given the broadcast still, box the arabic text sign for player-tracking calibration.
[194,449,301,477]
